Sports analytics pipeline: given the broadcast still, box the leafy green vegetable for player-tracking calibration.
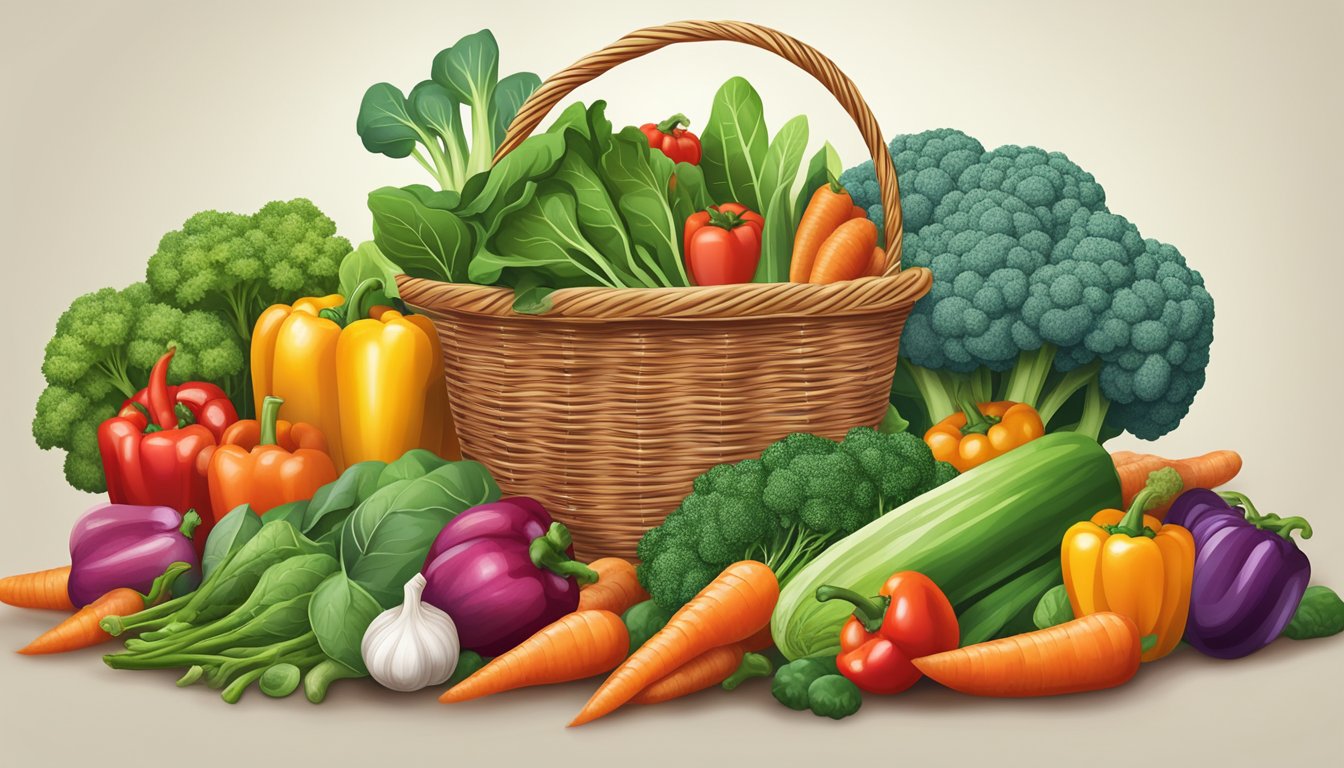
[301,460,389,543]
[806,675,862,719]
[339,241,403,305]
[701,76,767,213]
[876,404,910,435]
[177,521,329,628]
[340,461,500,606]
[795,142,842,221]
[1033,584,1075,630]
[202,505,263,580]
[358,29,539,191]
[309,573,383,675]
[1283,586,1344,640]
[755,115,808,282]
[771,656,837,711]
[367,185,475,283]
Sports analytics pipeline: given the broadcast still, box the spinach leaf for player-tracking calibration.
[182,522,326,625]
[670,162,713,228]
[471,191,627,290]
[377,449,448,485]
[408,80,467,175]
[339,241,404,305]
[491,71,542,147]
[340,461,500,607]
[1283,585,1344,640]
[757,185,795,284]
[356,82,430,159]
[368,185,473,282]
[301,461,388,542]
[260,500,308,528]
[201,505,263,581]
[1033,584,1075,630]
[796,142,843,222]
[600,128,689,286]
[309,573,383,676]
[701,76,768,213]
[757,114,809,219]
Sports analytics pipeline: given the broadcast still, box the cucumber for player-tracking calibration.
[770,432,1120,659]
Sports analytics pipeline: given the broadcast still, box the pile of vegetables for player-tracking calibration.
[5,24,1343,728]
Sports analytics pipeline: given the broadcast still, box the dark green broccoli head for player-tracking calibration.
[807,674,862,719]
[770,656,838,711]
[849,128,1214,443]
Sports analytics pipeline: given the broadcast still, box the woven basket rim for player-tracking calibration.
[398,267,931,322]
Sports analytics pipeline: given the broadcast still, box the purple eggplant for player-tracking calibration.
[67,504,201,608]
[420,497,597,655]
[1165,489,1311,659]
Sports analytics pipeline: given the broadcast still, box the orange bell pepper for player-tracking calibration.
[923,399,1045,473]
[205,395,339,521]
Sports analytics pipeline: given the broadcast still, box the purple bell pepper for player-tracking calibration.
[420,497,597,655]
[67,503,202,608]
[1166,488,1311,659]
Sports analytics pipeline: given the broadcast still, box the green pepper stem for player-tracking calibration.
[1115,468,1182,536]
[179,510,202,540]
[1219,492,1313,541]
[815,585,889,633]
[955,393,998,436]
[259,396,283,446]
[528,523,598,586]
[655,113,690,134]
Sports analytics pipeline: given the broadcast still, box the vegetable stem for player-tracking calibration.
[259,396,283,446]
[655,113,691,134]
[529,523,598,585]
[956,393,998,436]
[1218,491,1314,541]
[815,585,889,633]
[1001,345,1058,407]
[1036,360,1100,427]
[179,510,202,540]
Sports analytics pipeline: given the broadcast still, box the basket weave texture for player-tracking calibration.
[397,20,932,561]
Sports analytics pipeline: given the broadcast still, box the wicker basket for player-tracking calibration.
[397,20,932,562]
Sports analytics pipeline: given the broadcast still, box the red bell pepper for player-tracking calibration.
[683,203,764,286]
[639,113,701,165]
[97,347,238,556]
[815,571,959,694]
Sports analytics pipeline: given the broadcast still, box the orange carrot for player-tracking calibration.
[19,563,189,655]
[632,643,746,705]
[913,612,1141,697]
[866,246,888,277]
[849,206,869,220]
[790,178,855,282]
[578,558,648,614]
[570,560,779,726]
[439,610,628,703]
[1114,450,1243,518]
[809,218,879,285]
[0,566,74,611]
[631,621,775,706]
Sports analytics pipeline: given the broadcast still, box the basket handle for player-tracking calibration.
[494,19,904,276]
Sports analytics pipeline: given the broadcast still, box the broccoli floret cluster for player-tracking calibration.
[32,283,245,492]
[844,129,1214,442]
[34,199,349,492]
[636,427,957,611]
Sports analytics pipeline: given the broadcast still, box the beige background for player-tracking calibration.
[2,0,1341,765]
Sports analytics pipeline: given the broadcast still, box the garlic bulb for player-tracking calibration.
[361,573,460,692]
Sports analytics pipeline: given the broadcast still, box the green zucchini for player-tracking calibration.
[770,432,1120,659]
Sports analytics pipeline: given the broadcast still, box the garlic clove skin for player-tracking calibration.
[362,573,461,692]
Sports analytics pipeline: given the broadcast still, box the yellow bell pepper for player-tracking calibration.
[250,279,459,471]
[1061,467,1194,662]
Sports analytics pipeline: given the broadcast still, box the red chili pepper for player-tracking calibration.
[96,348,238,556]
[683,203,764,286]
[639,113,701,165]
[815,572,959,694]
